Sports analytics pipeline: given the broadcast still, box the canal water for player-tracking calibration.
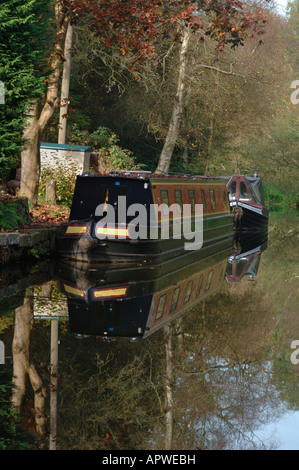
[0,215,298,450]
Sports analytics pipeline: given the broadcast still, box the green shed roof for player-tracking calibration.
[40,142,91,152]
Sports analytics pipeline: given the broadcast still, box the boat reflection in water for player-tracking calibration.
[55,230,268,340]
[225,230,268,283]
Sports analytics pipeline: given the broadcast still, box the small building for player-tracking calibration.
[40,142,91,174]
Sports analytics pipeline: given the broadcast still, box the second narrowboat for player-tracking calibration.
[224,174,269,230]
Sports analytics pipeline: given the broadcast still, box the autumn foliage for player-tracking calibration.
[72,0,268,60]
[16,0,269,202]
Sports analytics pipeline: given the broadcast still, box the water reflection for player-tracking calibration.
[58,252,228,340]
[226,230,268,283]
[1,225,298,450]
[55,231,267,340]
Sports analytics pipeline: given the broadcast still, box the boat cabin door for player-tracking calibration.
[96,181,129,222]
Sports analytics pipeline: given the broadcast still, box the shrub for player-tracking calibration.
[264,183,298,214]
[39,157,78,208]
[0,370,35,450]
[68,125,140,173]
[0,200,27,230]
[38,126,141,208]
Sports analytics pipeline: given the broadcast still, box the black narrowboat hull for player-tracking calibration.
[55,214,233,264]
[55,242,233,290]
[231,201,269,230]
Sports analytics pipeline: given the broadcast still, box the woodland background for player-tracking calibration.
[0,0,298,209]
[0,0,299,451]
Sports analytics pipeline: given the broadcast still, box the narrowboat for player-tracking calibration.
[225,230,268,283]
[57,249,229,339]
[55,171,234,263]
[223,174,269,230]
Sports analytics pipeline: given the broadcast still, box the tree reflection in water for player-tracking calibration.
[1,220,298,450]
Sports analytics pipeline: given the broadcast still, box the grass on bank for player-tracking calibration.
[263,182,298,216]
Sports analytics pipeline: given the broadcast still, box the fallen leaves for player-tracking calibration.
[29,201,70,227]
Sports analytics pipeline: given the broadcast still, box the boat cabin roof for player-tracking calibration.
[70,171,228,221]
[86,170,225,182]
[220,174,265,205]
[245,176,265,204]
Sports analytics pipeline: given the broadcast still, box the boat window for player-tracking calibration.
[161,189,169,205]
[184,280,193,304]
[226,259,232,276]
[201,189,206,211]
[188,189,195,213]
[170,287,180,313]
[98,187,109,214]
[156,294,167,320]
[219,266,225,281]
[160,189,170,216]
[209,189,217,210]
[236,257,249,277]
[196,275,203,296]
[175,189,183,212]
[223,190,228,206]
[228,181,236,200]
[205,271,213,291]
[239,182,251,200]
[100,187,109,202]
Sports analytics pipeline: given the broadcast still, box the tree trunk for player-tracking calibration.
[11,290,47,443]
[164,325,173,450]
[156,27,191,174]
[20,102,41,202]
[28,362,47,444]
[182,147,188,170]
[19,3,71,202]
[58,23,73,145]
[49,319,59,450]
[12,295,33,411]
[204,115,215,177]
[204,54,219,177]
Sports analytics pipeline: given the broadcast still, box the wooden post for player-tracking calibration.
[45,179,57,203]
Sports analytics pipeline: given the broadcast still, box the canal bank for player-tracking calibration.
[0,226,60,264]
[0,196,64,265]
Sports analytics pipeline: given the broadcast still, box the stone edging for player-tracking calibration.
[0,227,60,264]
